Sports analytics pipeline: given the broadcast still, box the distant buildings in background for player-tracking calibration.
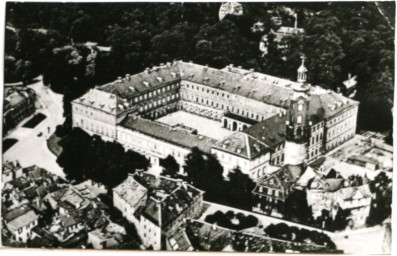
[252,133,392,229]
[260,12,305,55]
[219,2,243,21]
[3,86,36,134]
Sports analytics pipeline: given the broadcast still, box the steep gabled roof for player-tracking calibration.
[213,132,270,159]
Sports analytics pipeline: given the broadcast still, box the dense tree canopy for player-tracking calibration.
[57,128,150,189]
[5,2,393,132]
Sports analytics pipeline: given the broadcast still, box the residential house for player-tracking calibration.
[113,172,204,250]
[3,205,39,243]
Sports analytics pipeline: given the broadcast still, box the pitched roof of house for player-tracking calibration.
[252,166,296,201]
[244,113,288,148]
[4,205,39,231]
[348,155,380,165]
[115,173,203,229]
[72,88,130,115]
[343,75,357,89]
[308,174,345,192]
[213,132,270,159]
[113,174,148,209]
[167,227,194,251]
[336,184,372,201]
[100,63,180,98]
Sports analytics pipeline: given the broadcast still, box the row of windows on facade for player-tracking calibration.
[309,145,322,159]
[183,86,282,121]
[251,164,273,179]
[188,94,270,122]
[138,93,179,112]
[327,108,357,126]
[75,107,114,122]
[17,220,37,233]
[183,83,230,99]
[78,119,115,138]
[259,186,282,197]
[310,133,324,146]
[119,130,185,161]
[183,82,285,120]
[326,131,355,151]
[133,83,180,103]
[270,153,284,166]
[327,116,356,139]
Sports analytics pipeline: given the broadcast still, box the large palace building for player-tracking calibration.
[72,59,358,180]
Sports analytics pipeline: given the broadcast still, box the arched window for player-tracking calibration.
[298,104,303,111]
[297,116,302,124]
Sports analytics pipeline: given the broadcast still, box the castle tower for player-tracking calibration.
[284,57,312,169]
[284,97,312,167]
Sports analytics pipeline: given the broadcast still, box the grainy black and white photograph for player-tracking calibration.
[1,1,394,254]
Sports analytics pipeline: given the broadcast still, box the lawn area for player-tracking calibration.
[23,113,46,128]
[47,132,63,157]
[3,138,18,153]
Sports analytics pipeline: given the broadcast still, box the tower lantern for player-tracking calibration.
[297,55,307,83]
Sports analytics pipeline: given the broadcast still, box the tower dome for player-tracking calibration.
[297,55,308,83]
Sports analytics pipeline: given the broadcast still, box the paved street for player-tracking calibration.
[3,76,66,178]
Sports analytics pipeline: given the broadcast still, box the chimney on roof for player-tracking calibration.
[204,65,208,71]
[125,74,131,80]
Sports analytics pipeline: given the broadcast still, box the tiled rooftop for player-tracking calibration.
[120,116,217,154]
[213,132,270,159]
[115,173,203,229]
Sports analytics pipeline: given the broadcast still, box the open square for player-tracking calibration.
[156,110,234,140]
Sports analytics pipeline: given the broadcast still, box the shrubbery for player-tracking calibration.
[205,210,259,230]
[264,223,336,249]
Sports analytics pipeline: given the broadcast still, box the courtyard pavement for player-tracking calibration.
[3,76,66,178]
[156,110,234,140]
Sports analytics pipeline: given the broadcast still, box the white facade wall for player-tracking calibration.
[139,216,162,250]
[72,102,117,139]
[308,121,325,161]
[117,126,189,172]
[180,81,281,123]
[325,105,358,151]
[113,191,141,228]
[211,148,271,180]
[10,219,38,243]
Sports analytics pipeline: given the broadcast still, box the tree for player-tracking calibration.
[283,189,313,224]
[367,172,392,226]
[57,128,150,188]
[225,167,256,210]
[160,155,180,178]
[184,147,225,201]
